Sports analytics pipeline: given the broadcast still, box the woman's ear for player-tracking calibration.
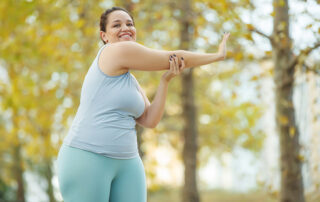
[100,31,108,43]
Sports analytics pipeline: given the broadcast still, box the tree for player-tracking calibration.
[249,0,320,201]
[129,1,264,201]
[176,0,200,201]
[0,0,102,201]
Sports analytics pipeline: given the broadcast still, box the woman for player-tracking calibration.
[57,6,230,202]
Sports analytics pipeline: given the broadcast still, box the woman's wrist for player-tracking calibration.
[212,52,224,61]
[160,76,171,84]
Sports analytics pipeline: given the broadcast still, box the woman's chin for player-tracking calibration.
[122,39,134,42]
[119,37,134,42]
[114,38,135,43]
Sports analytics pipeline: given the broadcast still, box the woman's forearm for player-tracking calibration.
[108,41,224,71]
[139,78,169,128]
[175,50,224,69]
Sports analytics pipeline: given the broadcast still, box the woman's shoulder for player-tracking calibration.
[98,44,128,77]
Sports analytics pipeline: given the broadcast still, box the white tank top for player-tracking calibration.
[63,44,145,159]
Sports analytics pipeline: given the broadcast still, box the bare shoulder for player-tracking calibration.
[98,43,128,76]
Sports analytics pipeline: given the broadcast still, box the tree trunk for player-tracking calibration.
[44,159,56,202]
[179,0,200,201]
[272,1,305,201]
[13,145,26,202]
[181,69,199,202]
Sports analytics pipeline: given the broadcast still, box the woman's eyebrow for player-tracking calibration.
[112,19,133,23]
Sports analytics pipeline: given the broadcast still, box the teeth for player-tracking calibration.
[120,34,131,38]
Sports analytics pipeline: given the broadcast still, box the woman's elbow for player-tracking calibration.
[136,119,158,128]
[148,122,158,128]
[142,121,158,129]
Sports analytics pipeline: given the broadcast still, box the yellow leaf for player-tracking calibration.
[289,127,295,137]
[265,51,272,56]
[248,53,255,60]
[251,75,259,81]
[270,190,279,198]
[245,33,253,41]
[235,52,244,60]
[232,92,237,99]
[76,19,85,28]
[279,115,288,125]
[305,24,312,29]
[297,154,305,162]
[246,24,254,31]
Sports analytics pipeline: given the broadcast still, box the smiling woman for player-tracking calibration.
[100,8,136,44]
[56,6,229,202]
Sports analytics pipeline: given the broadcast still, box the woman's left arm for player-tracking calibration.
[136,55,185,128]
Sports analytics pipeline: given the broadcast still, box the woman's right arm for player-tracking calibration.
[102,33,230,72]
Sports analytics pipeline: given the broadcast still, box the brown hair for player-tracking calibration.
[99,7,135,44]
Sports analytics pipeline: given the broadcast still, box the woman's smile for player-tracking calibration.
[119,33,132,39]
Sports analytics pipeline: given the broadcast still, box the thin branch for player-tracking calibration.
[302,41,320,55]
[251,28,273,43]
[305,65,320,75]
[289,41,320,70]
[246,23,274,45]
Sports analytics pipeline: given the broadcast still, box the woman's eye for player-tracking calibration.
[113,23,133,27]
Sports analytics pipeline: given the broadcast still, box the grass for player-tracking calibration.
[147,188,320,202]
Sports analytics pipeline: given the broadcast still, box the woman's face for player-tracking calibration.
[101,10,136,44]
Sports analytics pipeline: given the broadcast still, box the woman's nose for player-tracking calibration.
[121,24,129,30]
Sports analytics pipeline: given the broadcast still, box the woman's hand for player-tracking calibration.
[136,54,185,128]
[161,54,186,82]
[218,32,230,60]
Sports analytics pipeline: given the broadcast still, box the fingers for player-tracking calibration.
[180,57,185,72]
[169,54,185,75]
[169,54,178,75]
[218,32,230,60]
[223,32,230,41]
[169,56,174,72]
[173,55,186,74]
[173,54,179,74]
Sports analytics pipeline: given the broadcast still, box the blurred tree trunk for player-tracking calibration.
[9,67,26,202]
[272,1,305,201]
[13,145,26,202]
[179,0,200,202]
[44,159,56,202]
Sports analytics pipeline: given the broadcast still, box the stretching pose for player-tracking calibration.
[57,6,230,202]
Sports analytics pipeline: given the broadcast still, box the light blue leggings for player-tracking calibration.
[57,144,146,202]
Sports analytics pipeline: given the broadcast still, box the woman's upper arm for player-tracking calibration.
[133,77,151,126]
[135,89,150,123]
[107,41,180,71]
[135,77,150,115]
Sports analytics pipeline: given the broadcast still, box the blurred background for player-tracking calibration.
[0,0,319,202]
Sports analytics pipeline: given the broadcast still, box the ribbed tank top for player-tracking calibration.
[63,44,145,159]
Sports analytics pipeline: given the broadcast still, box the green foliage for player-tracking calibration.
[0,178,15,202]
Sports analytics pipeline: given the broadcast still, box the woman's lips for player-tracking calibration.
[119,34,132,38]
